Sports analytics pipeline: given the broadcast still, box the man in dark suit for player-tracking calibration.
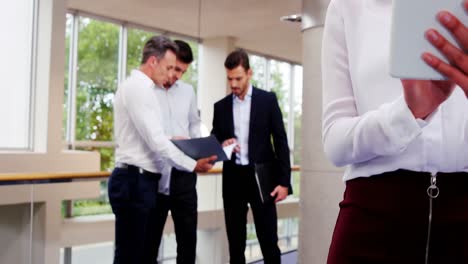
[211,49,292,264]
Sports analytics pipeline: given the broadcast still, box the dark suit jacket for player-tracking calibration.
[211,87,292,199]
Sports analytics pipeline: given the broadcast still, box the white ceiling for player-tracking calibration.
[67,0,329,64]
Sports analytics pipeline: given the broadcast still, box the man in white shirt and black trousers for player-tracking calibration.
[108,36,216,264]
[152,40,201,264]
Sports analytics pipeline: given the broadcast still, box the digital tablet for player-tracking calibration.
[389,0,467,80]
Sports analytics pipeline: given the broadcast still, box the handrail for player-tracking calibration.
[0,166,300,183]
[0,171,110,182]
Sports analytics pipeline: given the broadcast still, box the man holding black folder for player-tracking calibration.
[152,40,201,264]
[211,49,292,264]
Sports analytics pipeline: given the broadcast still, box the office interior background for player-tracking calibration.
[0,0,344,263]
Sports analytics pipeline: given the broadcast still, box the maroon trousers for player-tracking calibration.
[327,170,468,264]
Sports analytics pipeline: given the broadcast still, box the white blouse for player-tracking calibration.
[321,0,468,181]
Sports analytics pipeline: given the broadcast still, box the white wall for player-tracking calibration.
[198,37,235,132]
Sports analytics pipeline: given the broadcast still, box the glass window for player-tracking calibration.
[268,60,291,128]
[66,146,114,217]
[245,218,299,261]
[62,17,119,218]
[249,54,267,90]
[76,146,115,172]
[75,17,119,142]
[69,193,112,217]
[292,171,301,198]
[278,218,299,251]
[0,0,35,149]
[126,28,156,76]
[63,13,73,140]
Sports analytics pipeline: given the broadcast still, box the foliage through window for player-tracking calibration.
[75,17,118,143]
[126,28,156,77]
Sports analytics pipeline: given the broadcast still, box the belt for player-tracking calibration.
[115,163,161,178]
[233,163,253,168]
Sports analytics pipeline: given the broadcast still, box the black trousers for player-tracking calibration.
[108,167,161,264]
[154,169,198,264]
[223,165,281,264]
[327,170,468,264]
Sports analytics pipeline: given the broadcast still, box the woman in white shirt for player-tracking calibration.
[321,0,468,263]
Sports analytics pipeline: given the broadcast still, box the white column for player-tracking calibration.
[298,1,346,263]
[196,36,235,263]
[34,0,66,154]
[198,37,236,133]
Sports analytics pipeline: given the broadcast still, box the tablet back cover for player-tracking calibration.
[389,0,467,80]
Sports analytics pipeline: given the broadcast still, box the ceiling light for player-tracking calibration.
[280,14,302,23]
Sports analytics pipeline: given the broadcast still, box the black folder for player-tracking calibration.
[254,161,280,203]
[171,135,229,162]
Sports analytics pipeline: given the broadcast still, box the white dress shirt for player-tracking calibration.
[233,85,253,165]
[155,80,201,194]
[113,69,196,174]
[322,0,468,181]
